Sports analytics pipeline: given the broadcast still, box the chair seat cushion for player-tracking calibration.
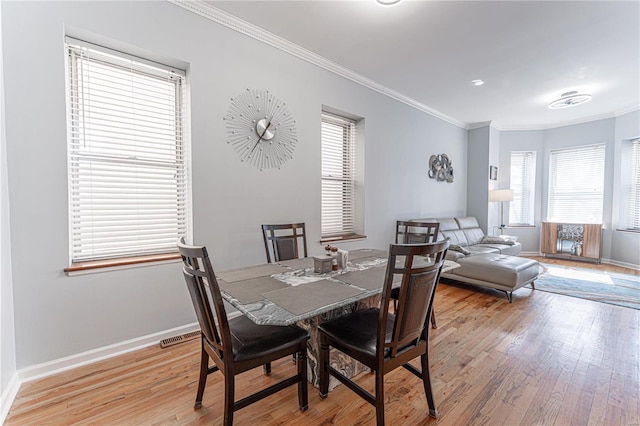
[230,315,309,362]
[318,308,395,359]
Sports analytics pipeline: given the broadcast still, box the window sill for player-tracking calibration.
[615,228,640,234]
[320,234,367,244]
[65,253,182,275]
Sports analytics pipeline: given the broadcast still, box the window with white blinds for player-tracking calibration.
[547,144,605,224]
[621,138,640,231]
[66,38,190,263]
[509,151,536,226]
[321,112,356,237]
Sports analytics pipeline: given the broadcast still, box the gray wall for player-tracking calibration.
[499,130,545,252]
[497,113,640,266]
[611,110,640,266]
[1,0,17,409]
[467,126,491,231]
[1,1,467,369]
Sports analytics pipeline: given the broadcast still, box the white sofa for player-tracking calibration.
[412,217,537,302]
[412,216,522,259]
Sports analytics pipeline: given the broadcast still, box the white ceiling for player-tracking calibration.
[207,0,640,130]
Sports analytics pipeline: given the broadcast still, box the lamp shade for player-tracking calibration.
[489,189,514,202]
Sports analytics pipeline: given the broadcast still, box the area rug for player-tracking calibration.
[535,263,640,310]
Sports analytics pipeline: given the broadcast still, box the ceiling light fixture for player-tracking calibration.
[548,91,592,109]
[376,0,402,6]
[471,79,484,86]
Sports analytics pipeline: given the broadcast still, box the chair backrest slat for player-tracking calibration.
[178,238,231,359]
[262,223,308,263]
[379,240,449,359]
[396,221,440,244]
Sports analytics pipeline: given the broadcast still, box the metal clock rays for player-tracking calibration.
[224,88,298,171]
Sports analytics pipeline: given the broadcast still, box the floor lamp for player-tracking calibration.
[489,189,514,234]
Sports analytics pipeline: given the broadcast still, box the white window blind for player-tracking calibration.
[547,144,605,224]
[66,38,190,262]
[321,112,356,237]
[621,138,640,231]
[509,151,536,226]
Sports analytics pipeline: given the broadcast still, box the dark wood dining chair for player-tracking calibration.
[318,240,450,426]
[395,220,440,245]
[262,223,308,263]
[177,238,310,426]
[393,220,441,328]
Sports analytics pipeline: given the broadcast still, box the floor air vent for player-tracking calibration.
[160,331,200,348]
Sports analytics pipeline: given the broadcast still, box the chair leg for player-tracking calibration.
[319,335,330,398]
[194,342,209,409]
[223,374,235,426]
[420,352,438,418]
[297,345,309,411]
[430,310,437,329]
[263,362,271,376]
[375,371,385,426]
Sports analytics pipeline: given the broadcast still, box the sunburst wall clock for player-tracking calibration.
[223,88,298,171]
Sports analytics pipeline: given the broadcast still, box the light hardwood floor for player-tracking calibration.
[6,259,639,425]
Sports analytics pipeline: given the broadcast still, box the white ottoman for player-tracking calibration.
[442,253,538,302]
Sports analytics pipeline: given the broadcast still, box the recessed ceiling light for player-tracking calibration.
[471,79,484,86]
[548,91,592,109]
[376,0,402,6]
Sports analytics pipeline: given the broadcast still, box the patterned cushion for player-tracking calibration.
[481,236,516,246]
[449,244,471,255]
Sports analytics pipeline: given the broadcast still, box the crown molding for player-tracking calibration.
[497,105,640,131]
[167,0,466,129]
[615,104,640,117]
[467,121,494,130]
[167,0,638,133]
[464,105,639,132]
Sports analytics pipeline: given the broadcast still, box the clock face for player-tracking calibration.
[224,88,298,171]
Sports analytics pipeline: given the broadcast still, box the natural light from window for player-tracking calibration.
[547,144,605,224]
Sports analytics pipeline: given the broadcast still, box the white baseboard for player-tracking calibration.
[17,322,197,383]
[18,310,241,383]
[0,372,20,424]
[524,252,639,272]
[4,312,243,419]
[602,258,640,272]
[16,312,233,385]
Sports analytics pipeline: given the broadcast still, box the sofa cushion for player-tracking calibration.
[437,218,460,231]
[440,229,469,246]
[445,251,466,261]
[455,217,480,229]
[501,244,522,256]
[462,227,485,245]
[466,246,500,256]
[445,217,484,245]
[447,253,539,291]
[475,242,521,256]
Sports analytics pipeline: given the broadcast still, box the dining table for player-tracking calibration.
[216,248,459,389]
